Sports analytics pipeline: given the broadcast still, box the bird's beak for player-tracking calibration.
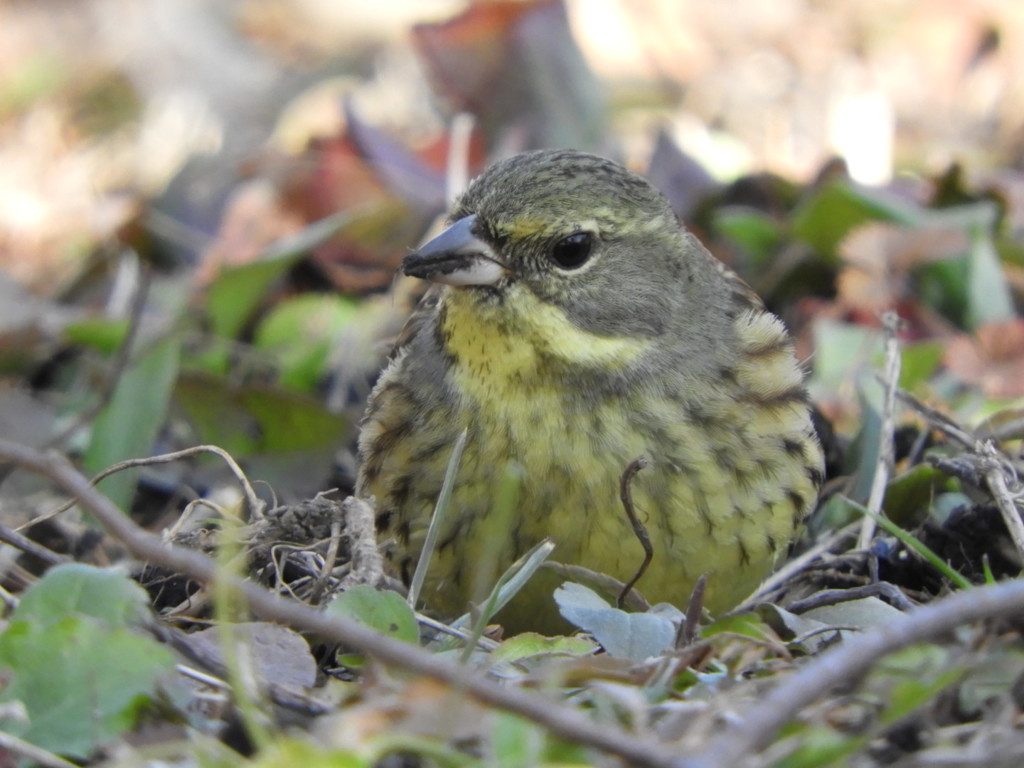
[402,214,507,286]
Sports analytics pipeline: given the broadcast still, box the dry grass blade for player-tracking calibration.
[981,448,1024,565]
[858,310,902,550]
[407,428,468,610]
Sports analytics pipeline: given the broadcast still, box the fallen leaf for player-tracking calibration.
[945,318,1024,397]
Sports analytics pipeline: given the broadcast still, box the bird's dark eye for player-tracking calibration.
[550,232,593,270]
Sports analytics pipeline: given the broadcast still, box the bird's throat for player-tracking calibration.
[438,285,649,392]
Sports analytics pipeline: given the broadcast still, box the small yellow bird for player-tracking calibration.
[356,149,823,633]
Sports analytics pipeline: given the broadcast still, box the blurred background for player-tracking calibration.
[6,6,1024,761]
[4,0,1024,287]
[2,0,1024,506]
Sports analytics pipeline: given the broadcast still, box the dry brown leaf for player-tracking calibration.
[837,222,969,314]
[945,318,1024,398]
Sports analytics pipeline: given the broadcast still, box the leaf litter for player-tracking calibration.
[4,2,1024,767]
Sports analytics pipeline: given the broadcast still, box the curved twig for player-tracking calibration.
[618,455,651,608]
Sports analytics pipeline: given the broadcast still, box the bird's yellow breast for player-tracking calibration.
[365,286,816,632]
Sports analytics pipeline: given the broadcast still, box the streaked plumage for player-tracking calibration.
[357,149,823,633]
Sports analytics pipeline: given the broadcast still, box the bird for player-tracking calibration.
[355,148,823,634]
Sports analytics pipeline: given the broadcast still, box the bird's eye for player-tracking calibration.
[550,232,593,270]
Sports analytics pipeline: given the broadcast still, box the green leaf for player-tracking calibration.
[792,182,918,256]
[882,464,955,527]
[755,603,837,653]
[487,710,591,768]
[205,254,302,340]
[326,585,419,644]
[83,334,181,512]
[63,318,131,355]
[0,616,175,758]
[843,379,884,504]
[489,711,544,768]
[774,726,866,768]
[12,563,151,627]
[174,372,349,456]
[917,255,969,327]
[806,319,883,402]
[713,207,781,265]
[800,596,903,630]
[700,611,774,641]
[907,201,1009,330]
[930,491,972,525]
[957,644,1024,714]
[873,645,963,725]
[554,583,676,661]
[898,341,944,391]
[254,295,360,393]
[804,492,862,538]
[185,336,234,377]
[965,222,1014,330]
[204,209,358,340]
[248,739,371,768]
[488,632,599,666]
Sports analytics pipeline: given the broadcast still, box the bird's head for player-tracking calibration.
[402,149,699,340]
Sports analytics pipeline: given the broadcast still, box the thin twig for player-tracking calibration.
[0,729,80,768]
[267,544,314,602]
[858,310,902,550]
[0,439,681,768]
[338,495,384,591]
[0,523,71,566]
[416,613,501,652]
[788,583,915,614]
[790,624,862,645]
[734,522,860,611]
[164,497,221,539]
[618,456,652,609]
[18,445,264,531]
[308,518,344,604]
[175,664,231,691]
[543,561,650,612]
[896,389,977,448]
[981,446,1024,565]
[678,575,707,647]
[976,410,1024,443]
[0,585,18,611]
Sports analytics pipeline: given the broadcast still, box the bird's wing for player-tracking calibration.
[386,284,443,362]
[712,258,764,309]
